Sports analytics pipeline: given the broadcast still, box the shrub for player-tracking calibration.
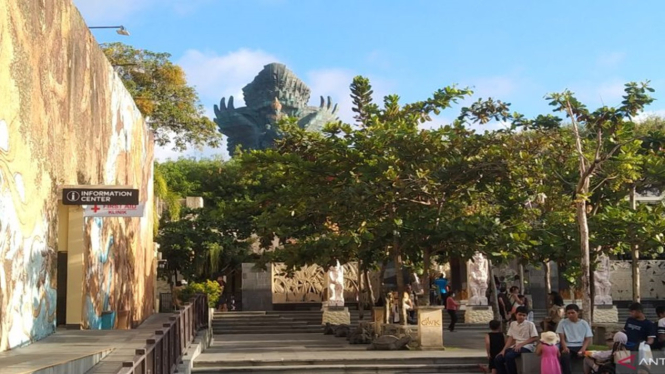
[179,280,222,308]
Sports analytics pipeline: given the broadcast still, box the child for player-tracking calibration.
[484,320,505,374]
[583,332,628,374]
[536,331,562,374]
[446,291,459,332]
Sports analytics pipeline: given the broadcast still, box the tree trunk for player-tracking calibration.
[422,246,432,306]
[544,261,552,295]
[576,197,593,325]
[377,258,388,305]
[358,260,365,320]
[394,239,407,325]
[488,260,502,325]
[630,185,641,303]
[364,269,375,306]
[519,263,525,294]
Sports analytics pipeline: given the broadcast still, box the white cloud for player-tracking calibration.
[306,69,356,123]
[307,69,394,125]
[571,79,627,107]
[178,49,280,105]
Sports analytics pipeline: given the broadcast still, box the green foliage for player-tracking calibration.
[179,280,222,308]
[102,42,221,151]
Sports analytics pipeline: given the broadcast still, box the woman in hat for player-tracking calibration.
[536,331,562,374]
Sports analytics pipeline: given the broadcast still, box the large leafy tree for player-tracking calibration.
[102,43,221,150]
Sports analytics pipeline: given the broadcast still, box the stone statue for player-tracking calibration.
[327,260,345,307]
[467,252,489,305]
[214,63,339,154]
[594,253,613,305]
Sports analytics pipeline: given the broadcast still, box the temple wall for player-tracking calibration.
[609,260,665,301]
[271,262,360,303]
[0,0,154,350]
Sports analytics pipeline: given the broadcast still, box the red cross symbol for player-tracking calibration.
[92,205,101,213]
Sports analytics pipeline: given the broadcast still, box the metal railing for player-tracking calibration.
[117,294,209,374]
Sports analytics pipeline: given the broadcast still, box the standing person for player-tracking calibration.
[494,306,539,374]
[433,273,449,306]
[498,287,511,322]
[653,306,665,351]
[446,291,460,332]
[541,293,565,332]
[536,331,562,374]
[557,304,593,374]
[623,302,656,350]
[485,320,506,374]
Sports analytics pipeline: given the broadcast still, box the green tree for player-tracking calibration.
[102,43,221,150]
[512,82,658,322]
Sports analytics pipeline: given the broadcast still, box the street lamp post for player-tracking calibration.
[89,26,130,36]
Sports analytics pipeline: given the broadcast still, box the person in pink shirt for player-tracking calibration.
[446,291,460,332]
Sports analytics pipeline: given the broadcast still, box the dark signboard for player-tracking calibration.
[62,188,139,205]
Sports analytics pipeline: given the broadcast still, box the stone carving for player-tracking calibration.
[347,322,374,344]
[467,252,489,305]
[327,260,345,306]
[323,323,335,335]
[594,254,613,305]
[367,335,411,351]
[609,260,665,301]
[214,63,339,154]
[272,262,359,303]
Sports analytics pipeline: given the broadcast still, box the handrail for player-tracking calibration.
[116,293,209,374]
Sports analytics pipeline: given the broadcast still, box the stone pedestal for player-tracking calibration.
[464,305,494,324]
[417,306,444,350]
[373,307,385,335]
[593,305,619,324]
[322,306,351,325]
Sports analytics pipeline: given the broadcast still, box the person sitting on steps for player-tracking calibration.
[494,306,539,374]
[557,304,593,374]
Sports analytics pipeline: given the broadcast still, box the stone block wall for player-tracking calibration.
[0,0,154,350]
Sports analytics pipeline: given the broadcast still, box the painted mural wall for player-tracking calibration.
[0,0,155,351]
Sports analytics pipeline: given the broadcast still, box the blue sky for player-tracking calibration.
[75,0,665,160]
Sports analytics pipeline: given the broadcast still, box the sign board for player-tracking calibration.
[63,188,139,205]
[83,203,145,217]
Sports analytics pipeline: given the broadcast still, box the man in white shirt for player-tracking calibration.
[494,306,539,374]
[655,306,665,351]
[557,304,593,374]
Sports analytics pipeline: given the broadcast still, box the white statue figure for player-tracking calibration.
[327,260,345,307]
[468,252,489,306]
[594,253,613,305]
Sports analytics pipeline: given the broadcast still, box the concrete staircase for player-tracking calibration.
[213,308,550,335]
[192,356,488,373]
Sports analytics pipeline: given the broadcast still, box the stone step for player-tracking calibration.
[194,356,486,368]
[191,363,483,373]
[212,320,310,326]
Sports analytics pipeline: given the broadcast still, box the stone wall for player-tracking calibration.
[0,0,154,350]
[610,260,665,301]
[241,263,273,311]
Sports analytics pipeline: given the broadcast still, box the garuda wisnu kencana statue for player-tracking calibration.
[214,63,339,154]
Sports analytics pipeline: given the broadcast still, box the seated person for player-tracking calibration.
[623,302,656,350]
[582,332,628,374]
[494,306,539,374]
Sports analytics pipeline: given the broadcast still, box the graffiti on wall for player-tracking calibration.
[0,0,154,350]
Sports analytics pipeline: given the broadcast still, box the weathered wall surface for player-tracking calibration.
[610,260,665,301]
[0,0,154,350]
